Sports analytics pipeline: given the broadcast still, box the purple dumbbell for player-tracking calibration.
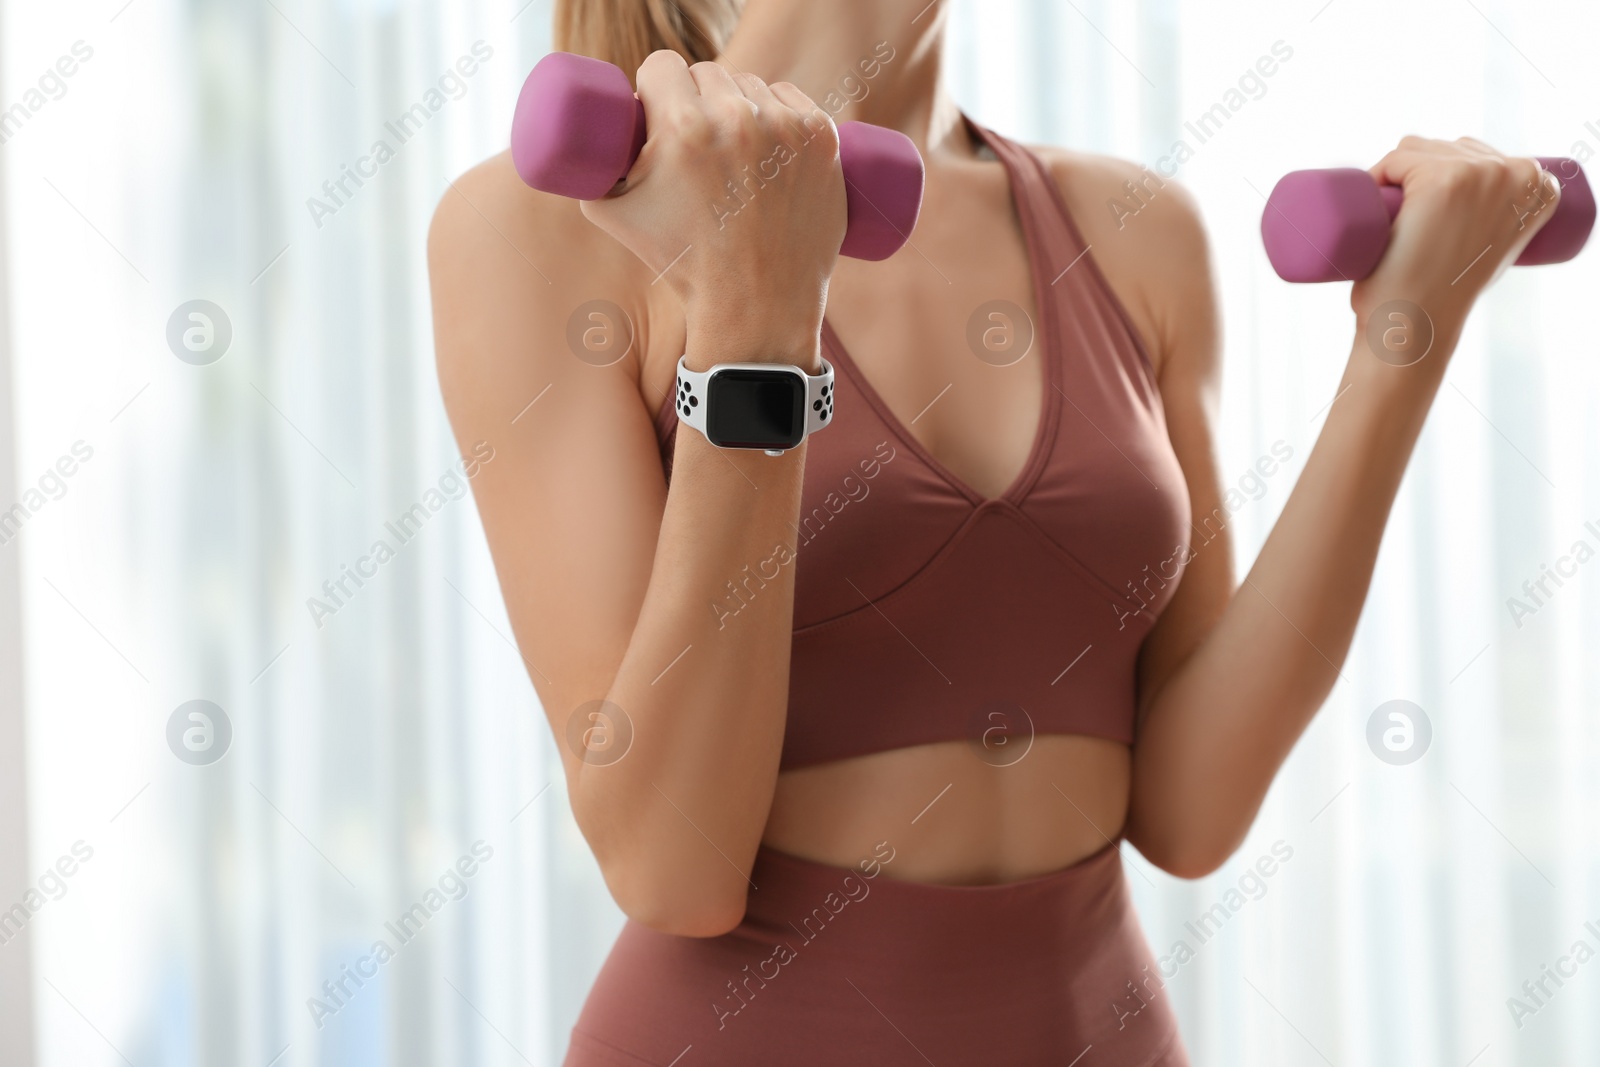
[511,52,925,262]
[1262,158,1597,282]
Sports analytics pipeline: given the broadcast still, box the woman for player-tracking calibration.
[428,1,1556,1062]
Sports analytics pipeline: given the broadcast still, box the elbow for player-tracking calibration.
[1146,848,1230,881]
[607,866,749,937]
[620,890,747,938]
[1127,825,1238,881]
[569,779,753,937]
[1127,786,1263,880]
[581,817,750,937]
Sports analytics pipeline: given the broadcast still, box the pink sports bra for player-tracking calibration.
[652,121,1192,771]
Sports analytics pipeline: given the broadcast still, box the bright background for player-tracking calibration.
[2,0,1598,1064]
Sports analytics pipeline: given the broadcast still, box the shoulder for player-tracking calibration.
[427,148,643,323]
[428,148,622,275]
[427,150,652,405]
[1029,147,1208,245]
[1027,146,1217,381]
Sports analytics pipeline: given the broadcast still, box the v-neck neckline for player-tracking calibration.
[819,116,1060,509]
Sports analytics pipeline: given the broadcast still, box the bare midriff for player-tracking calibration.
[763,736,1131,884]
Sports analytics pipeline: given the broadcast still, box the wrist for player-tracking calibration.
[1349,289,1467,376]
[1338,323,1453,421]
[684,305,824,373]
[1351,281,1471,351]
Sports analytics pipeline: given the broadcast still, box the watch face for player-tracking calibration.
[705,368,806,450]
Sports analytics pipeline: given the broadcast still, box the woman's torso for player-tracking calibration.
[574,119,1184,885]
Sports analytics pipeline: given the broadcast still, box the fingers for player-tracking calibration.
[635,49,703,141]
[767,80,821,120]
[768,80,838,150]
[1369,136,1558,255]
[632,52,837,179]
[1371,137,1501,188]
[1371,136,1469,184]
[731,70,784,113]
[1368,147,1437,190]
[719,70,836,156]
[688,59,746,101]
[1375,135,1543,185]
[1451,138,1551,204]
[1454,136,1500,160]
[637,48,697,103]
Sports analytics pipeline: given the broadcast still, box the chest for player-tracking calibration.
[823,156,1043,502]
[646,136,1190,634]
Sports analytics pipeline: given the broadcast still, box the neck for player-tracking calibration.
[719,0,969,158]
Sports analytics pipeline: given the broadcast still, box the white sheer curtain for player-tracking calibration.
[6,1,585,1064]
[5,0,1597,1064]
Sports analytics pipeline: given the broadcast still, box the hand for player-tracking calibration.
[1353,137,1559,344]
[579,50,847,363]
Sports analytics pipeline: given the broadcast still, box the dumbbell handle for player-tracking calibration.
[511,52,926,262]
[1262,158,1597,282]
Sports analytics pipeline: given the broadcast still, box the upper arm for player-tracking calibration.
[427,153,665,780]
[1044,153,1232,714]
[1130,181,1232,716]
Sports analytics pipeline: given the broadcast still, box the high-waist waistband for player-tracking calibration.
[566,841,1187,1067]
[741,838,1127,960]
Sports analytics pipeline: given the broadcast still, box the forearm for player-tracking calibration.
[573,325,820,934]
[1128,323,1457,873]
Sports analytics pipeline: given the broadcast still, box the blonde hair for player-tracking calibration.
[554,0,744,86]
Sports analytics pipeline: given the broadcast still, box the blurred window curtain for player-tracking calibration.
[1,45,39,1060]
[5,1,600,1065]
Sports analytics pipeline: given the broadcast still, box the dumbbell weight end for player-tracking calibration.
[511,52,925,262]
[1262,158,1597,283]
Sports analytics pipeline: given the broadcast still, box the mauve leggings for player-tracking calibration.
[564,841,1189,1066]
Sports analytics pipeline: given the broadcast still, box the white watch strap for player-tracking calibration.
[804,357,836,436]
[673,356,835,447]
[672,357,713,437]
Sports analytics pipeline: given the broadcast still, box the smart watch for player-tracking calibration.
[673,355,835,455]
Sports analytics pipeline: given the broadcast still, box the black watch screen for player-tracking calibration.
[705,368,806,450]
